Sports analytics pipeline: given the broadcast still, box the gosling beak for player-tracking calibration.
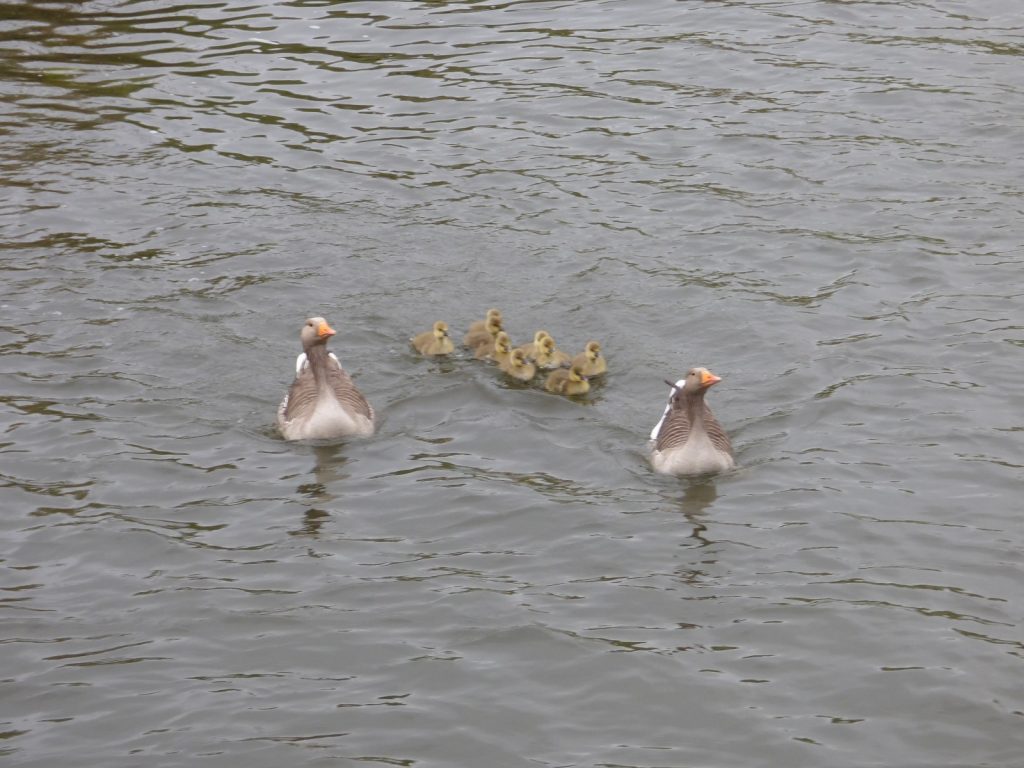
[317,322,336,338]
[700,370,721,387]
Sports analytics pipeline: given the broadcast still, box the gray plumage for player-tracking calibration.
[650,367,733,476]
[277,317,375,441]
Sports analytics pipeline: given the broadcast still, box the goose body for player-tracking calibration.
[649,368,733,476]
[571,341,607,377]
[277,317,375,441]
[544,364,589,395]
[411,321,454,356]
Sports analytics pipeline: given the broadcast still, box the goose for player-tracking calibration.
[411,320,454,356]
[481,330,512,364]
[463,314,502,351]
[649,367,733,476]
[571,341,607,377]
[544,363,589,395]
[277,317,375,441]
[467,308,502,335]
[500,348,536,382]
[531,334,571,370]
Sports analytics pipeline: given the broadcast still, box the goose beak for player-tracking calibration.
[317,322,336,338]
[700,370,721,387]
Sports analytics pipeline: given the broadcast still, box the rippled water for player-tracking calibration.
[2,1,1023,766]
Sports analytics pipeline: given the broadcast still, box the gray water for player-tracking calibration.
[2,1,1023,766]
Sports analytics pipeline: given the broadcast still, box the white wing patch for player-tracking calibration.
[649,379,685,441]
[294,352,340,376]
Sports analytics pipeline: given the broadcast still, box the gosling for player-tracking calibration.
[411,321,454,356]
[514,330,550,357]
[481,330,512,364]
[500,348,536,382]
[464,313,502,350]
[544,363,589,395]
[467,308,502,335]
[532,334,571,370]
[571,341,606,377]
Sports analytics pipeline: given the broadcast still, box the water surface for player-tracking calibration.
[1,1,1023,766]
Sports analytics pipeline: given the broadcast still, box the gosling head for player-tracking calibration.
[486,308,502,324]
[508,348,528,368]
[485,315,503,334]
[494,331,511,354]
[433,320,449,339]
[569,364,588,383]
[585,341,602,361]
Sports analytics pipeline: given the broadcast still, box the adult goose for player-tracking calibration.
[277,317,375,441]
[649,367,733,476]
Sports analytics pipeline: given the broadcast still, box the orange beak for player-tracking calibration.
[317,322,336,338]
[700,370,721,387]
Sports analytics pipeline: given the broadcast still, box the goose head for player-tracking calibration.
[665,367,720,402]
[301,317,336,350]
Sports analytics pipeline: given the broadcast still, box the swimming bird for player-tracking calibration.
[500,348,536,382]
[277,317,375,441]
[532,334,571,370]
[481,330,512,364]
[463,313,502,351]
[514,330,550,357]
[544,363,589,395]
[571,340,607,377]
[649,367,733,476]
[467,308,502,335]
[411,320,454,356]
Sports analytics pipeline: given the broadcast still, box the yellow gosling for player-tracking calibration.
[544,363,589,396]
[571,340,606,377]
[482,330,512,364]
[463,314,502,350]
[467,308,502,335]
[411,321,454,356]
[514,330,550,357]
[532,334,571,369]
[500,348,536,382]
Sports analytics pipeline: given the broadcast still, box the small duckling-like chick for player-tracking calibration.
[481,330,512,364]
[514,330,550,357]
[649,367,733,476]
[571,340,607,377]
[544,363,589,395]
[500,348,536,382]
[464,314,502,350]
[532,334,571,369]
[467,308,502,335]
[411,320,454,356]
